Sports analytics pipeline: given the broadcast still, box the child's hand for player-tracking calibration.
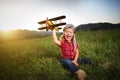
[72,60,79,67]
[52,29,56,32]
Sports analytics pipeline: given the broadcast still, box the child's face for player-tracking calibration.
[64,28,74,42]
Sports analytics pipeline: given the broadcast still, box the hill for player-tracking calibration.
[75,22,120,31]
[0,30,52,42]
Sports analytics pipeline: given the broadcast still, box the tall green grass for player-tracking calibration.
[76,29,120,80]
[0,29,120,80]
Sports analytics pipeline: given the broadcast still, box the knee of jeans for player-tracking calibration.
[61,59,72,65]
[66,60,73,66]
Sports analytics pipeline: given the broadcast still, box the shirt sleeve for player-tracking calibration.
[58,40,62,48]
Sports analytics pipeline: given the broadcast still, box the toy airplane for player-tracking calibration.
[38,15,66,31]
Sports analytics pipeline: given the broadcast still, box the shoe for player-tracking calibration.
[77,69,87,80]
[78,57,92,64]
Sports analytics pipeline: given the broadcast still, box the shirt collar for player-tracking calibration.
[64,39,72,44]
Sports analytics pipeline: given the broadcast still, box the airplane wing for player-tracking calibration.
[58,27,62,29]
[44,22,66,31]
[52,22,66,27]
[44,22,66,28]
[38,27,47,30]
[38,22,66,30]
[38,15,66,24]
[48,15,66,21]
[55,27,62,31]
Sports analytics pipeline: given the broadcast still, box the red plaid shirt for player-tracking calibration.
[59,40,78,59]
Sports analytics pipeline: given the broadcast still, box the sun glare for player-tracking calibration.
[2,30,10,33]
[0,28,12,37]
[0,28,12,32]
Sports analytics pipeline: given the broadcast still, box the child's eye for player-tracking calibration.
[65,31,72,34]
[65,31,69,33]
[70,32,72,34]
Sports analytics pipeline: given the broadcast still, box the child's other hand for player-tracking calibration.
[72,60,79,67]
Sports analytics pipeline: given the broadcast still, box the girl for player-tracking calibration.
[52,24,87,80]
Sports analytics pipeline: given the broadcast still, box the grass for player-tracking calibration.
[0,29,120,80]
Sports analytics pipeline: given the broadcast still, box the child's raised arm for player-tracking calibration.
[52,29,61,45]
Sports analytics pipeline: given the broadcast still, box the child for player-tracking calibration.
[52,24,87,80]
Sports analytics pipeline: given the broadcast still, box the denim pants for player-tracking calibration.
[61,58,78,73]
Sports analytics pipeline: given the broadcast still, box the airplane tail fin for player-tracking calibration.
[54,27,58,31]
[54,27,62,31]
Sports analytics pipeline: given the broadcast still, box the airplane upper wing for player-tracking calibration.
[48,15,66,21]
[38,15,66,24]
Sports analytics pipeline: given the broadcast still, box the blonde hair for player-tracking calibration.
[60,24,77,51]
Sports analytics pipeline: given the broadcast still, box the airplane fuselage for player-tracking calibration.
[38,15,66,31]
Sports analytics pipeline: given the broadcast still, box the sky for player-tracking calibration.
[0,0,120,31]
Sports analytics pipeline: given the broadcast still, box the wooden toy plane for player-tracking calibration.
[38,15,66,31]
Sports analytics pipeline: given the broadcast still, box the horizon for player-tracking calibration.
[0,22,119,32]
[0,0,120,31]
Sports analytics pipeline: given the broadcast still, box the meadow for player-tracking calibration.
[0,29,120,80]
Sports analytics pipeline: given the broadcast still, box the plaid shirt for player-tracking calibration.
[59,40,78,59]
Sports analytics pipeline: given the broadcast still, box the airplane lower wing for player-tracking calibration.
[38,27,46,30]
[54,22,66,26]
[58,27,62,29]
[55,27,62,31]
[38,22,66,31]
[45,22,66,28]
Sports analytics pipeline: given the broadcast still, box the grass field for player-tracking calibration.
[0,29,120,80]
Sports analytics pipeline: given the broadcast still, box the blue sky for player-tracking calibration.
[0,0,120,31]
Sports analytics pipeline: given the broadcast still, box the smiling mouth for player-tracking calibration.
[66,35,72,38]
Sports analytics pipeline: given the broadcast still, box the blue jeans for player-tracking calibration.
[61,58,78,73]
